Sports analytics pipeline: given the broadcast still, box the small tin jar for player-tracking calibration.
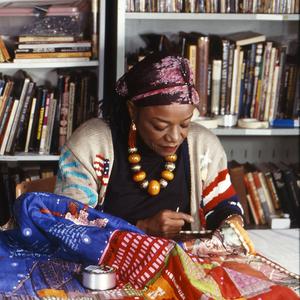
[82,265,116,290]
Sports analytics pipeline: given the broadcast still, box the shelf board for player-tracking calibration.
[0,60,99,69]
[126,12,300,21]
[212,127,300,136]
[0,153,59,161]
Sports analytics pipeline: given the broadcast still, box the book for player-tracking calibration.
[267,162,296,224]
[13,81,36,152]
[28,87,43,152]
[39,92,52,154]
[219,39,230,115]
[18,36,75,43]
[17,41,91,50]
[0,36,11,62]
[0,99,19,155]
[243,166,266,225]
[268,214,291,229]
[67,81,76,139]
[270,118,299,128]
[246,194,259,225]
[211,59,222,115]
[255,162,281,211]
[45,98,57,154]
[15,51,92,59]
[195,34,209,116]
[252,171,272,223]
[5,77,31,154]
[24,97,37,153]
[15,47,91,54]
[35,89,48,151]
[276,162,300,227]
[225,31,266,46]
[13,57,90,63]
[228,161,251,225]
[59,75,70,148]
[50,75,64,154]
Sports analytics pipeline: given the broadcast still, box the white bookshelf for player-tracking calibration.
[0,154,59,161]
[0,60,99,69]
[212,128,300,136]
[0,0,106,161]
[126,13,300,21]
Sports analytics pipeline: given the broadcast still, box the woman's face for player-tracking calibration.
[133,103,195,157]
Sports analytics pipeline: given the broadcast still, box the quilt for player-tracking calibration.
[0,192,299,299]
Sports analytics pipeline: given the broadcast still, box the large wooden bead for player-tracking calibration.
[147,180,160,196]
[133,171,146,182]
[165,154,177,162]
[128,153,141,164]
[161,170,174,181]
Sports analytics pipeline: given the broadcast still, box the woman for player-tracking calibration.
[55,52,244,236]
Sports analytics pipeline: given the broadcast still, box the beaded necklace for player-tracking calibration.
[128,123,177,196]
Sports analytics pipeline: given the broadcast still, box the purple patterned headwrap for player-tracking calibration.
[115,52,199,106]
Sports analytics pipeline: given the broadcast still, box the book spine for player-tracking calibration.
[243,43,256,117]
[211,60,222,115]
[263,46,277,121]
[0,100,19,156]
[250,43,264,118]
[0,97,13,146]
[67,82,76,139]
[196,36,209,116]
[246,194,259,225]
[59,76,70,149]
[45,99,57,154]
[0,36,10,62]
[24,97,37,153]
[230,46,240,115]
[235,50,244,115]
[15,51,92,59]
[15,47,91,53]
[13,82,35,152]
[252,171,271,223]
[39,93,51,154]
[244,172,266,224]
[258,172,275,215]
[258,41,273,121]
[225,43,235,114]
[5,78,30,154]
[36,89,48,148]
[219,39,230,115]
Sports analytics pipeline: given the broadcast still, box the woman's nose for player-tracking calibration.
[165,127,181,143]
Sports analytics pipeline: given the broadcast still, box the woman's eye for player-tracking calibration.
[181,123,189,128]
[153,124,167,131]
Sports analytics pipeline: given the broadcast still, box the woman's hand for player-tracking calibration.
[136,209,194,237]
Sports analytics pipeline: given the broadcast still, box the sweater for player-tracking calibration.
[55,118,243,230]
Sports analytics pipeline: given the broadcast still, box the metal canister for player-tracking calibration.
[82,265,116,290]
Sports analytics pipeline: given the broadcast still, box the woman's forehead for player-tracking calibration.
[137,104,195,121]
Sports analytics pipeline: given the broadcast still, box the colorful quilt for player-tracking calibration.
[0,192,299,299]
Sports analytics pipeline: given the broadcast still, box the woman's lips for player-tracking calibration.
[161,145,178,154]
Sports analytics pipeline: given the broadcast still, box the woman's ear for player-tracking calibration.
[127,100,136,121]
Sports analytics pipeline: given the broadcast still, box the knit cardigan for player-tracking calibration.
[55,118,243,230]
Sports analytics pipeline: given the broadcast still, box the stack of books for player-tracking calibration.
[0,69,97,156]
[14,37,92,63]
[228,160,299,229]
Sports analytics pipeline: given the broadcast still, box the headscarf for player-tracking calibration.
[115,52,199,106]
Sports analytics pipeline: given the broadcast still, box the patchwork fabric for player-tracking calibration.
[0,193,299,299]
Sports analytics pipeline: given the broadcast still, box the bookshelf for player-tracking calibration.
[107,0,299,164]
[0,0,106,161]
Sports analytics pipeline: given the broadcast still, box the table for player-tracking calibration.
[248,229,300,275]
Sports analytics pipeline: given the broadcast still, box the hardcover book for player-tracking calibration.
[225,31,266,46]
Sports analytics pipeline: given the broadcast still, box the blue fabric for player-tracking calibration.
[0,192,143,296]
